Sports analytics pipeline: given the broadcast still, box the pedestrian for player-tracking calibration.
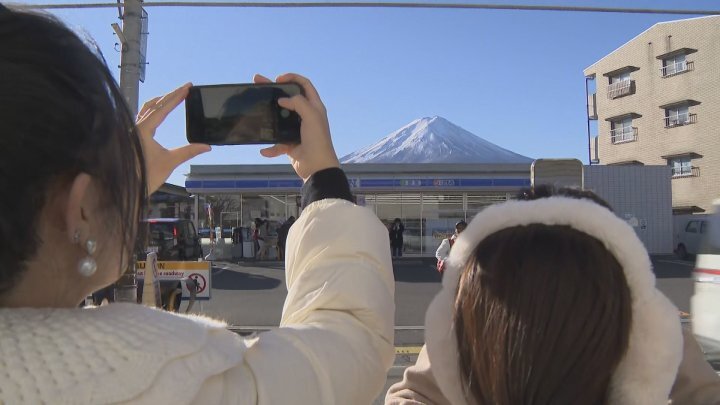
[277,216,295,260]
[255,218,270,260]
[252,218,262,260]
[435,220,466,274]
[0,8,394,403]
[387,186,720,404]
[389,218,405,258]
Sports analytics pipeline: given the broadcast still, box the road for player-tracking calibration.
[183,255,694,329]
[178,255,696,404]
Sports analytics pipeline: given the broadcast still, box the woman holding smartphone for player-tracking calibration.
[0,6,394,404]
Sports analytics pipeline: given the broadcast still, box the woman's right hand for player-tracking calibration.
[256,73,340,182]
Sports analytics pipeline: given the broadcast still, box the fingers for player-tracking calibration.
[277,96,314,119]
[138,96,161,121]
[141,83,192,129]
[260,144,292,158]
[253,74,273,84]
[169,143,212,166]
[275,73,324,109]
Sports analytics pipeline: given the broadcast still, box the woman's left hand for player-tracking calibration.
[136,83,211,194]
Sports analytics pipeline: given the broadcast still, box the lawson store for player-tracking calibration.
[185,163,531,256]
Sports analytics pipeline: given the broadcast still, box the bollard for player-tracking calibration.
[114,255,138,304]
[142,252,162,307]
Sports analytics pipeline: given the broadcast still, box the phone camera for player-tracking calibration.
[280,109,290,118]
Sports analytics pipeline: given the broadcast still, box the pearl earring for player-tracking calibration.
[75,232,98,277]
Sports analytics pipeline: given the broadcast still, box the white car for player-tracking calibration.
[691,202,720,358]
[676,217,709,259]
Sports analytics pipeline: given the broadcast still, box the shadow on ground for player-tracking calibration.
[234,260,285,270]
[651,255,695,279]
[212,267,282,290]
[392,259,442,283]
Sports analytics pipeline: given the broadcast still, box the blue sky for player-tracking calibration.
[21,0,709,185]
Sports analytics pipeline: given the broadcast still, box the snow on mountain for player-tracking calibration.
[341,116,532,164]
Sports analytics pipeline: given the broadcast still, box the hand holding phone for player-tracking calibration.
[137,83,211,194]
[256,73,340,182]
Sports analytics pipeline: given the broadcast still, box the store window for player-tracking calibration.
[401,194,422,255]
[467,193,509,221]
[422,194,464,255]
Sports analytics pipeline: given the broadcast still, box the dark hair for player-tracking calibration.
[454,225,632,404]
[0,8,147,294]
[455,220,467,229]
[517,184,613,211]
[453,187,632,404]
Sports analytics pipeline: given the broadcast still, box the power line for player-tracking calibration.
[23,2,720,15]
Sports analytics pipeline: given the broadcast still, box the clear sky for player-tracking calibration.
[19,0,710,185]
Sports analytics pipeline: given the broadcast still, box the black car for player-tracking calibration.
[138,218,203,261]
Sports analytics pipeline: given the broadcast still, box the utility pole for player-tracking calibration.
[118,0,145,116]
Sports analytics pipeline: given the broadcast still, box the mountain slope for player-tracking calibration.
[341,116,532,164]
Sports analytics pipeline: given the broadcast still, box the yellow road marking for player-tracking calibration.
[395,346,423,355]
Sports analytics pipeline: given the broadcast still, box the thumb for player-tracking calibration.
[260,144,292,158]
[170,144,211,166]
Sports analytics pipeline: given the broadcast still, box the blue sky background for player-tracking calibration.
[20,0,711,185]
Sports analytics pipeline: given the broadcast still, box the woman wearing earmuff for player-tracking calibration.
[387,186,720,405]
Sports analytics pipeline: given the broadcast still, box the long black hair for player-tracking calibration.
[0,6,147,294]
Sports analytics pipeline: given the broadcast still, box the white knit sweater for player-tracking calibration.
[0,199,395,404]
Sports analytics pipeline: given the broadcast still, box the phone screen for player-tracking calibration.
[186,83,303,145]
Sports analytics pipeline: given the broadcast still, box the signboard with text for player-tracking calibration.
[136,261,211,300]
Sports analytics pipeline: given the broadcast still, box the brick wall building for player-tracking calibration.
[584,16,720,214]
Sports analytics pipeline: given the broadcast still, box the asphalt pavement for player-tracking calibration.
[182,255,694,329]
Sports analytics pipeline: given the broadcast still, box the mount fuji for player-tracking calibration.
[341,116,532,164]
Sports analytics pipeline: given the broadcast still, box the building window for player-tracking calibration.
[660,53,694,77]
[664,105,697,127]
[668,157,696,178]
[607,72,635,99]
[610,72,630,83]
[610,117,637,144]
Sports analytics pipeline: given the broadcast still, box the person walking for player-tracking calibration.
[0,8,394,403]
[389,218,405,258]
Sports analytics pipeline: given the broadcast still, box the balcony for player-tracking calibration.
[591,136,599,164]
[672,166,700,178]
[587,93,597,119]
[664,113,697,128]
[660,60,694,77]
[607,80,636,99]
[610,127,638,144]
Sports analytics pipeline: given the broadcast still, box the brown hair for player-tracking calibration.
[454,224,632,404]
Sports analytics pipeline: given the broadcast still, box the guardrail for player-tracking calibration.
[660,60,694,77]
[610,127,638,144]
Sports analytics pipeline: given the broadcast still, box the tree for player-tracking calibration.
[204,195,240,228]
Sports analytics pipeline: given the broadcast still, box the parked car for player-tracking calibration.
[676,218,709,259]
[691,201,720,357]
[138,218,203,261]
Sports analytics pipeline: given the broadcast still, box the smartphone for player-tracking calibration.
[186,83,303,145]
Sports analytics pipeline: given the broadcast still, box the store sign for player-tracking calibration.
[187,177,530,190]
[136,261,212,300]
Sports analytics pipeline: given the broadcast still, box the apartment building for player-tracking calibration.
[584,16,720,214]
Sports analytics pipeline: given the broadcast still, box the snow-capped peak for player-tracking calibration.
[341,116,532,164]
